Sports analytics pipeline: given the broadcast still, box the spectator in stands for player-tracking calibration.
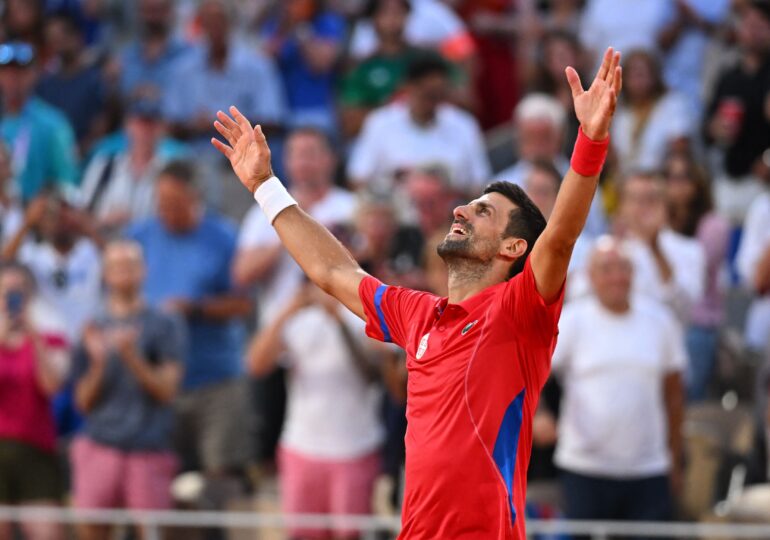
[248,282,384,538]
[617,171,705,320]
[348,53,490,195]
[656,0,731,112]
[522,160,592,280]
[403,167,456,239]
[455,0,521,130]
[235,127,356,325]
[80,95,180,237]
[348,0,475,65]
[71,240,183,540]
[552,237,685,524]
[2,0,46,60]
[612,50,694,174]
[36,12,106,155]
[495,93,606,238]
[736,183,770,355]
[704,0,770,224]
[164,0,286,146]
[127,160,252,508]
[579,0,667,69]
[119,0,191,100]
[0,41,78,202]
[0,262,68,540]
[261,0,345,132]
[4,193,103,344]
[339,0,417,139]
[664,152,730,401]
[495,93,568,186]
[0,143,24,249]
[528,30,584,151]
[351,193,425,289]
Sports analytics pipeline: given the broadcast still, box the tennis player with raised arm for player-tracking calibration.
[212,47,622,540]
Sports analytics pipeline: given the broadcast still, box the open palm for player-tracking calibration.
[211,106,274,193]
[566,47,622,141]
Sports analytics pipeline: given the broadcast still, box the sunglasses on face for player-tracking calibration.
[0,42,34,67]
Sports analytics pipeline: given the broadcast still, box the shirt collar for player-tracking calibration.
[433,283,502,319]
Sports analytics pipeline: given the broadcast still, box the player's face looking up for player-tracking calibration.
[438,192,526,274]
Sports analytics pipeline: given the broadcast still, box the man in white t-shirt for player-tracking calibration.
[736,190,770,353]
[618,172,705,320]
[347,53,490,195]
[235,127,356,325]
[552,236,686,523]
[247,283,384,537]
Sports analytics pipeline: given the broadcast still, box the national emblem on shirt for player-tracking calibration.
[416,332,430,359]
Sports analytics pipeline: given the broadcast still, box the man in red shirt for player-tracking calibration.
[212,47,622,539]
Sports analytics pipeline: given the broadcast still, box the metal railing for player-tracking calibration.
[3,506,770,539]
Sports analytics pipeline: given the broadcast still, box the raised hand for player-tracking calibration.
[566,47,622,141]
[211,106,274,193]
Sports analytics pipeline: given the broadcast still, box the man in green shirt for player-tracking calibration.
[339,0,418,137]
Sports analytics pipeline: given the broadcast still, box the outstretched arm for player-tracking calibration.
[530,47,622,301]
[211,107,368,319]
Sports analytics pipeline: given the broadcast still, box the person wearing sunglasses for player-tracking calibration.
[0,41,78,202]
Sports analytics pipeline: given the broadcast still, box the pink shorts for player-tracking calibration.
[278,446,381,540]
[71,436,178,510]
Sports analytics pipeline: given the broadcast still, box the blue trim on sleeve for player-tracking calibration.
[492,388,526,526]
[374,284,392,343]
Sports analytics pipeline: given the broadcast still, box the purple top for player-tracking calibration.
[691,212,731,327]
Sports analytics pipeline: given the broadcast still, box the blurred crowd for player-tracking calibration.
[0,0,769,539]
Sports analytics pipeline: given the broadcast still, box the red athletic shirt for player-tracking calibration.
[359,258,564,539]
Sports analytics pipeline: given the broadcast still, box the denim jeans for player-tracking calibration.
[686,325,719,402]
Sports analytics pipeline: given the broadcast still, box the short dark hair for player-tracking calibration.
[483,181,547,279]
[406,51,451,83]
[363,0,410,19]
[158,160,198,188]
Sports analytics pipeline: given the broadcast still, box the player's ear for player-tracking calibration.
[500,237,527,261]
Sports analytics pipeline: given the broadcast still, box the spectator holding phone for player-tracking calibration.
[0,261,68,540]
[71,240,184,540]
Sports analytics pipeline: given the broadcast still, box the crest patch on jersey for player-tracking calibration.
[416,333,430,359]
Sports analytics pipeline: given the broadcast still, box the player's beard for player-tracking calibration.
[437,233,495,283]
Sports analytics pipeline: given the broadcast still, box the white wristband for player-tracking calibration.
[253,176,297,224]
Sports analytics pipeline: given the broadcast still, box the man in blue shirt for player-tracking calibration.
[163,0,286,149]
[127,160,253,502]
[119,0,191,100]
[0,42,78,202]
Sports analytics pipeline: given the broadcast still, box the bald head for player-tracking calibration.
[588,236,633,313]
